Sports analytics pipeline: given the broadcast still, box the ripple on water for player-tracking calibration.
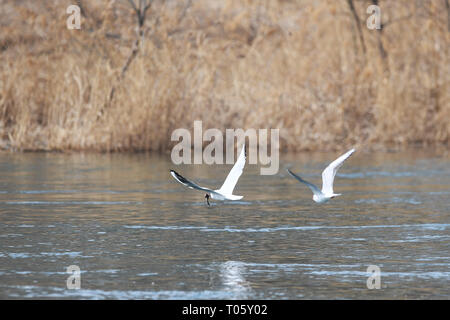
[355,197,422,205]
[122,223,450,233]
[2,285,242,300]
[4,201,143,205]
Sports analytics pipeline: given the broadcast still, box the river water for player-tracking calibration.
[0,149,448,299]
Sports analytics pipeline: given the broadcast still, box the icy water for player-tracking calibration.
[0,150,449,299]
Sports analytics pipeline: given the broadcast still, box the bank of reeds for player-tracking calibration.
[0,0,448,152]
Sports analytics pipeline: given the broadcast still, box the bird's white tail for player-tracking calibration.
[226,195,243,200]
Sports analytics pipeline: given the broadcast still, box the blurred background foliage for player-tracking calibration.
[0,0,448,152]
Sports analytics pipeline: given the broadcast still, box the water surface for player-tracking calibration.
[0,150,449,299]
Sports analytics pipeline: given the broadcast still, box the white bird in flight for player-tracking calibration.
[170,144,246,206]
[287,148,355,203]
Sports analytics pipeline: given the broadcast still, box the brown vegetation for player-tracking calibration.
[0,0,448,152]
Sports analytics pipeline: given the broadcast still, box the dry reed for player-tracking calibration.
[0,0,448,152]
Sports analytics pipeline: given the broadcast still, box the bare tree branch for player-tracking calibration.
[101,0,153,117]
[127,0,152,28]
[127,0,138,12]
[76,0,87,17]
[369,0,388,66]
[347,0,366,55]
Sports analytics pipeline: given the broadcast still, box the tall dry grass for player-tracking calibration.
[0,0,448,152]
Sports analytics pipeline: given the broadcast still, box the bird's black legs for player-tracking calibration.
[205,194,210,206]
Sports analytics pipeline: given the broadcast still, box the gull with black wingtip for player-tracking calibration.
[170,144,246,206]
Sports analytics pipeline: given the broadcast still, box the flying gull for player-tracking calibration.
[170,144,246,206]
[287,148,355,203]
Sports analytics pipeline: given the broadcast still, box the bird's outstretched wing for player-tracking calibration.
[170,170,214,193]
[287,169,322,196]
[218,143,246,195]
[321,148,355,195]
